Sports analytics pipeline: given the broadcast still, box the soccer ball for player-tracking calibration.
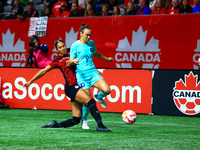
[122,110,137,124]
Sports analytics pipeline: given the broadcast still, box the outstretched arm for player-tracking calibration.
[94,51,114,62]
[23,65,53,88]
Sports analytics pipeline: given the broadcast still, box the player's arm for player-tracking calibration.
[66,58,79,66]
[68,42,79,66]
[23,65,53,88]
[94,51,114,62]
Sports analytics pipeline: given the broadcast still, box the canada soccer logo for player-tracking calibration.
[115,26,160,69]
[173,72,200,115]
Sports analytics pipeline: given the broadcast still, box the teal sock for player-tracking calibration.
[96,91,107,99]
[82,105,90,121]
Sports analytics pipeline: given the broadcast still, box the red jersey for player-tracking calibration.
[49,54,77,86]
[61,11,70,17]
[168,7,179,14]
[52,1,68,17]
[85,12,96,16]
[151,8,167,14]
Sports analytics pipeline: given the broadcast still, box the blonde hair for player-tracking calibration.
[84,3,94,16]
[127,2,135,12]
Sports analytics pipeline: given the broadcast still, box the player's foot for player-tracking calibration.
[96,127,112,132]
[41,120,58,128]
[82,120,90,129]
[94,94,107,108]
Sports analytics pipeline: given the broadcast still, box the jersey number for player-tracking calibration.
[85,55,89,62]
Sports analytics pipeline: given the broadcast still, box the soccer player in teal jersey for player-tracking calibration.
[68,23,113,129]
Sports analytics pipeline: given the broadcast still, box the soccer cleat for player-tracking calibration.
[41,120,58,128]
[96,127,112,132]
[82,120,90,129]
[94,94,107,108]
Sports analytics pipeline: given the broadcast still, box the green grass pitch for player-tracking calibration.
[0,109,199,150]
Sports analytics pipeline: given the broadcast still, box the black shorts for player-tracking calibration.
[65,84,81,102]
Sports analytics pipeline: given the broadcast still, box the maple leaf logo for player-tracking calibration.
[0,29,26,52]
[0,29,26,67]
[52,27,78,52]
[173,72,200,115]
[193,39,200,69]
[115,26,160,69]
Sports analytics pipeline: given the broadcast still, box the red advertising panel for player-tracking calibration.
[0,14,200,70]
[0,68,152,114]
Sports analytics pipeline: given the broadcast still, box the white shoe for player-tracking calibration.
[94,94,107,108]
[82,120,90,129]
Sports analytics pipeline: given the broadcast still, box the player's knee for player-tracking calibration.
[103,87,111,95]
[73,117,81,125]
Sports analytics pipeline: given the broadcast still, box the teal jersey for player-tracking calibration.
[70,40,97,72]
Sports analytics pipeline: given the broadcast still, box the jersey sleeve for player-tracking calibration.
[49,60,57,68]
[70,42,77,59]
[90,40,97,54]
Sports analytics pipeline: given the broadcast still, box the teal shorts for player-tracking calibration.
[76,69,103,90]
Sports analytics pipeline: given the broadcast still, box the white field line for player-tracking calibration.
[0,116,199,128]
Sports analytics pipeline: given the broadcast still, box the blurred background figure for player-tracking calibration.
[52,0,68,17]
[179,0,192,13]
[168,0,180,14]
[151,0,167,14]
[69,2,84,17]
[43,0,57,10]
[93,0,110,16]
[78,0,87,9]
[43,6,55,17]
[17,2,39,19]
[125,1,136,15]
[136,0,151,15]
[29,35,52,68]
[5,0,24,19]
[193,0,200,13]
[60,4,70,17]
[100,3,112,16]
[84,3,95,16]
[113,5,121,15]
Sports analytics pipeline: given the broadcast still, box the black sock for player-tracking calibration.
[87,99,106,128]
[57,117,81,128]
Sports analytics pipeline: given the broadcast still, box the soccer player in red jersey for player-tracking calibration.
[23,40,111,132]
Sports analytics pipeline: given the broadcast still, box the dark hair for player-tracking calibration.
[28,2,33,5]
[79,23,91,33]
[31,35,39,42]
[72,2,78,7]
[45,6,54,17]
[113,5,120,15]
[54,40,65,50]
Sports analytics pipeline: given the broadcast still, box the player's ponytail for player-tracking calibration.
[79,22,91,33]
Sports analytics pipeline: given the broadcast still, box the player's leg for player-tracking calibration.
[93,78,111,97]
[75,88,111,131]
[41,101,82,128]
[93,78,111,108]
[76,71,92,129]
[81,89,91,129]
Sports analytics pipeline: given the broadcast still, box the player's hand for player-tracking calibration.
[73,58,79,64]
[66,58,79,67]
[23,81,31,88]
[107,57,114,62]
